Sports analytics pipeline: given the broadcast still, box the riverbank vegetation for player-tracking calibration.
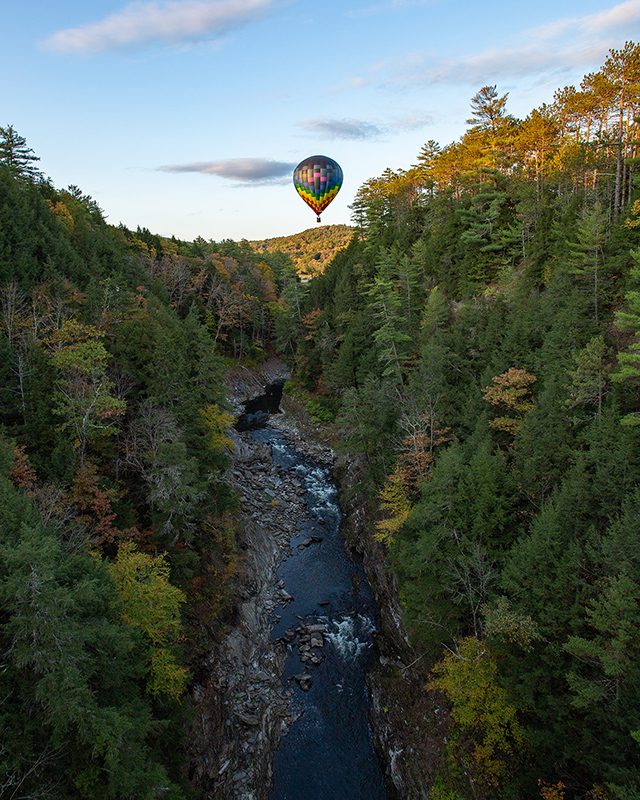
[293,43,640,799]
[0,130,302,798]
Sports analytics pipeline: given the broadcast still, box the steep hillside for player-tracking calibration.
[294,45,640,800]
[249,224,354,278]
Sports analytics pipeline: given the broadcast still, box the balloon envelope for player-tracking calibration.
[293,155,343,221]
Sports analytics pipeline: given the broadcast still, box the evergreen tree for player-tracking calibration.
[0,124,42,180]
[466,85,514,169]
[612,249,640,425]
[568,201,608,325]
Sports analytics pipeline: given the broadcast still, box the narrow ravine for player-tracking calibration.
[189,368,388,799]
[248,425,387,800]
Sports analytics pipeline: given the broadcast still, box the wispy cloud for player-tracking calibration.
[350,0,640,88]
[410,42,606,86]
[299,113,431,140]
[300,118,384,140]
[158,158,296,184]
[44,0,279,54]
[533,0,640,40]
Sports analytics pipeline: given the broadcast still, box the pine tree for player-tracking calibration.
[612,249,640,424]
[466,85,514,169]
[0,124,42,180]
[566,334,609,418]
[413,139,441,194]
[516,106,559,198]
[365,249,412,382]
[482,367,537,436]
[568,202,608,325]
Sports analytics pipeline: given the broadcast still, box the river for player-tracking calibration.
[246,425,388,800]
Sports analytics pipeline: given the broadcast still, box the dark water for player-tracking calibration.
[236,380,285,431]
[249,427,387,800]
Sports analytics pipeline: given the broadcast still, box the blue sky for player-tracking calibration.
[3,0,639,240]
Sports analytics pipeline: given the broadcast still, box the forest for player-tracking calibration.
[295,42,640,800]
[249,224,353,279]
[0,125,304,797]
[1,40,640,800]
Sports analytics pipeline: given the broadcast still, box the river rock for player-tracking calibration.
[293,672,312,691]
[298,535,323,548]
[237,712,260,727]
[306,624,329,634]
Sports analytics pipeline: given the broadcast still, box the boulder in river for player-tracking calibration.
[298,535,324,549]
[293,672,312,691]
[235,410,270,432]
[306,624,329,634]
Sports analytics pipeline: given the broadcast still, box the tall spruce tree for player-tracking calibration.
[0,124,42,180]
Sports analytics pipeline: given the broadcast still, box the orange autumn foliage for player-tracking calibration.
[538,780,566,800]
[482,367,537,435]
[10,444,37,495]
[69,462,137,546]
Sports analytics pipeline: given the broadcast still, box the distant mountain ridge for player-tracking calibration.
[249,224,354,278]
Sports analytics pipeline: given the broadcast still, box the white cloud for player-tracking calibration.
[351,0,640,88]
[391,112,433,130]
[417,42,607,85]
[533,0,640,39]
[44,0,278,54]
[158,158,295,183]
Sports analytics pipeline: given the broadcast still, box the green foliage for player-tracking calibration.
[0,124,42,181]
[568,202,609,324]
[430,637,523,789]
[483,597,540,650]
[566,334,609,416]
[612,249,640,425]
[3,43,640,797]
[305,396,336,423]
[0,151,260,795]
[249,224,354,278]
[51,320,127,464]
[291,45,640,798]
[565,572,640,710]
[0,468,182,798]
[109,541,187,699]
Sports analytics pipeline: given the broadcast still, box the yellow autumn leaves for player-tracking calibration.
[109,542,188,700]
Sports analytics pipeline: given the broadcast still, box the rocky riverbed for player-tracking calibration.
[188,359,441,799]
[188,359,384,799]
[188,360,298,799]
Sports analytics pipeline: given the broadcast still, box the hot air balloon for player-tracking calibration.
[293,155,343,223]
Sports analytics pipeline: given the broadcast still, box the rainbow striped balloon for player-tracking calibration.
[293,155,343,223]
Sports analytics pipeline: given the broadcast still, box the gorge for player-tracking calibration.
[189,367,389,799]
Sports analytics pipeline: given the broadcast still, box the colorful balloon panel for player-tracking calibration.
[293,155,343,220]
